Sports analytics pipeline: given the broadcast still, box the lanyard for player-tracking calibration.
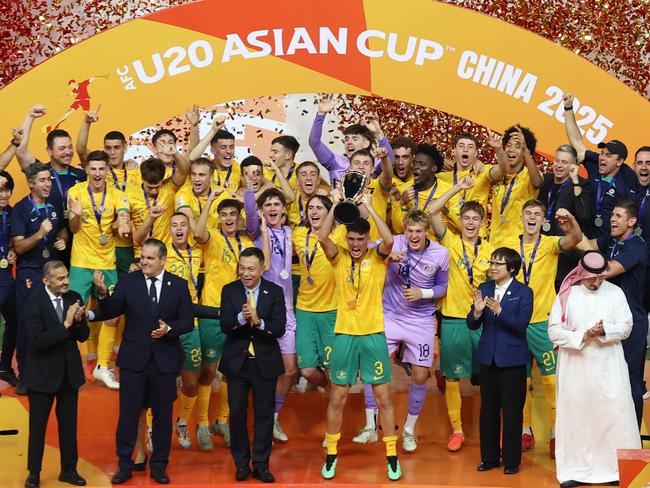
[298,196,306,225]
[404,245,427,288]
[272,165,294,185]
[50,166,71,206]
[173,245,198,289]
[640,188,649,217]
[29,196,51,244]
[195,189,210,214]
[595,179,607,215]
[304,230,318,273]
[545,179,571,222]
[109,167,127,192]
[414,181,437,211]
[0,210,8,258]
[520,234,541,285]
[350,255,362,291]
[143,187,158,237]
[461,239,479,286]
[87,185,107,235]
[500,165,524,216]
[269,227,287,268]
[453,165,469,201]
[609,233,635,260]
[220,230,242,260]
[216,166,232,187]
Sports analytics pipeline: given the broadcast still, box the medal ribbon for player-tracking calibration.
[50,166,71,209]
[216,166,232,188]
[29,196,51,247]
[461,239,480,286]
[414,181,437,211]
[109,167,127,192]
[545,179,571,223]
[0,210,8,259]
[304,230,318,274]
[349,254,363,301]
[272,165,294,185]
[173,245,198,289]
[88,185,107,236]
[220,230,242,261]
[520,234,541,285]
[500,165,524,218]
[405,245,426,288]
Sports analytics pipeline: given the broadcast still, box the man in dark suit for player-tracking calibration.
[23,260,89,488]
[92,238,193,484]
[220,247,286,483]
[467,247,533,475]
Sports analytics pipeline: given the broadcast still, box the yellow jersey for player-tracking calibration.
[292,226,343,312]
[175,185,227,231]
[201,231,253,308]
[106,166,140,249]
[489,166,538,247]
[127,178,181,258]
[214,161,241,193]
[439,231,493,318]
[331,246,387,335]
[263,165,298,191]
[502,234,562,323]
[165,241,203,303]
[67,182,130,270]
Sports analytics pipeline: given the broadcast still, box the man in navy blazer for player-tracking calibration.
[467,247,533,475]
[92,238,193,485]
[219,247,286,483]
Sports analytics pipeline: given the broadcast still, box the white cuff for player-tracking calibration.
[421,288,434,299]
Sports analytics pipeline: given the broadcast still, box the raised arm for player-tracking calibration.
[485,129,508,181]
[259,214,272,272]
[185,105,201,153]
[318,189,340,260]
[374,145,394,192]
[0,128,23,171]
[16,105,46,170]
[362,193,393,255]
[194,190,220,244]
[244,188,261,239]
[76,107,100,167]
[188,114,226,161]
[170,147,190,187]
[514,125,543,188]
[562,93,587,162]
[309,94,346,174]
[268,159,296,203]
[556,208,582,251]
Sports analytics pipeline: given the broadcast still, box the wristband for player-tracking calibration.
[421,288,435,299]
[10,140,20,147]
[563,106,573,111]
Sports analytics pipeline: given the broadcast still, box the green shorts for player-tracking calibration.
[199,317,226,364]
[439,317,482,379]
[330,332,391,385]
[69,267,118,305]
[526,321,556,377]
[181,324,202,371]
[295,309,337,369]
[115,247,134,275]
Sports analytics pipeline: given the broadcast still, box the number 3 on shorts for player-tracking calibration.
[374,361,384,376]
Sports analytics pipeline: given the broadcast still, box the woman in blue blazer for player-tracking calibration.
[467,247,533,475]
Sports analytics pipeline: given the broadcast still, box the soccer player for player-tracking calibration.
[292,195,339,389]
[11,162,67,394]
[309,94,394,184]
[189,115,241,193]
[237,156,294,203]
[628,146,650,314]
[195,194,254,447]
[163,212,213,450]
[318,191,399,480]
[391,136,416,190]
[176,157,224,232]
[264,135,300,190]
[487,126,544,247]
[128,148,189,261]
[430,192,494,452]
[0,172,18,388]
[383,210,449,452]
[576,199,648,427]
[67,150,131,390]
[500,200,582,456]
[244,187,296,442]
[287,161,329,227]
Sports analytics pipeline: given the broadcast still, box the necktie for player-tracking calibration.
[55,297,63,323]
[149,277,158,305]
[247,289,256,357]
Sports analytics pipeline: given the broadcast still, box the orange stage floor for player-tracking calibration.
[0,364,640,487]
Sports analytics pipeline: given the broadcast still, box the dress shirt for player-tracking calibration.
[494,277,514,303]
[237,280,266,330]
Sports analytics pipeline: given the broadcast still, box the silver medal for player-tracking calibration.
[99,234,108,245]
[280,269,289,280]
[42,248,50,259]
[542,221,551,232]
[594,216,603,227]
[635,227,643,236]
[499,215,507,224]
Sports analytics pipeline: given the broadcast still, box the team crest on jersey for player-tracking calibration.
[361,260,370,269]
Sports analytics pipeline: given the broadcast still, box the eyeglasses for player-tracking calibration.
[488,261,508,267]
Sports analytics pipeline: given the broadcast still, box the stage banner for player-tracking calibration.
[0,0,647,191]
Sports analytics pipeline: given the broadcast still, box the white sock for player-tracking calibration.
[522,427,532,435]
[177,419,187,426]
[403,414,418,434]
[365,408,377,430]
[274,412,279,422]
[550,428,555,439]
[453,428,464,434]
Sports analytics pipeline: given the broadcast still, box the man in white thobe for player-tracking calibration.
[548,250,641,488]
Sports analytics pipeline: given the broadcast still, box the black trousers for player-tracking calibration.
[27,380,79,475]
[117,361,177,471]
[0,282,17,371]
[228,358,278,470]
[479,362,526,468]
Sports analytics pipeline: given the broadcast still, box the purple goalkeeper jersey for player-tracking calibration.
[382,234,449,319]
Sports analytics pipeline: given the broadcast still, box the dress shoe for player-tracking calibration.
[504,466,519,475]
[252,467,275,483]
[476,461,501,471]
[111,468,132,484]
[58,470,87,485]
[150,468,170,484]
[16,381,27,395]
[236,466,251,481]
[24,474,39,488]
[560,481,585,488]
[133,455,148,471]
[0,369,18,386]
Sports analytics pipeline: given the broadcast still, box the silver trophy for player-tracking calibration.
[334,170,368,225]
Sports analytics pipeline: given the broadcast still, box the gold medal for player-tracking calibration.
[63,209,70,219]
[348,299,357,309]
[0,258,8,269]
[306,275,314,285]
